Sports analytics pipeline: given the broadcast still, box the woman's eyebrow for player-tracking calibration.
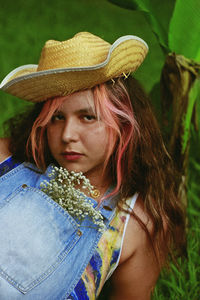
[77,107,95,114]
[55,107,96,114]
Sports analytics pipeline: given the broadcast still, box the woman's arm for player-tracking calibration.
[0,137,11,162]
[110,200,161,300]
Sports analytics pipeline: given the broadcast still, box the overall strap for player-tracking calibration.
[0,156,21,177]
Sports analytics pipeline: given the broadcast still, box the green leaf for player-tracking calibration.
[107,0,143,10]
[181,78,200,153]
[169,0,200,61]
[108,0,176,49]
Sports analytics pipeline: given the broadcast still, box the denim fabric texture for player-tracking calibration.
[0,162,117,300]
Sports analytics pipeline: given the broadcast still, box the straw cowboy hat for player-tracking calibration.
[0,32,148,102]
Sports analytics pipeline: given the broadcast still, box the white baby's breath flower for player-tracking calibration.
[40,166,105,233]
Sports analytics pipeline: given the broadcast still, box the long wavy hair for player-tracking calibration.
[6,76,186,266]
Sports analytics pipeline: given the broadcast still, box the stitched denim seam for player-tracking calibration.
[0,162,43,182]
[0,164,26,182]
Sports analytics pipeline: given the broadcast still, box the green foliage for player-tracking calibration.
[169,0,200,61]
[106,0,140,10]
[108,0,176,49]
[152,166,200,300]
[153,130,200,299]
[182,78,200,153]
[109,0,200,60]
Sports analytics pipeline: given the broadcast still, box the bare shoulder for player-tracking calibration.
[119,195,154,264]
[0,137,11,162]
[110,196,160,300]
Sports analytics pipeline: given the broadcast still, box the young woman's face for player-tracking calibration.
[47,90,110,183]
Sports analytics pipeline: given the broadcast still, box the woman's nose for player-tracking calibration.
[61,119,79,143]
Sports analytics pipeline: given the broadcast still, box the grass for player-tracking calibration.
[153,217,200,300]
[153,125,200,300]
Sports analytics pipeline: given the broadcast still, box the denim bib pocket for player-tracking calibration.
[0,185,81,294]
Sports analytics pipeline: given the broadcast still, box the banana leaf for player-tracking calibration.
[169,0,200,61]
[108,0,176,49]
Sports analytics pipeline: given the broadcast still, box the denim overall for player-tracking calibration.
[0,162,118,300]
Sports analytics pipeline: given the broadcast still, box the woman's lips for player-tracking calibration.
[62,152,83,161]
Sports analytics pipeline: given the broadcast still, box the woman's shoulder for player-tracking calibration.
[119,195,154,264]
[0,137,12,162]
[111,196,161,299]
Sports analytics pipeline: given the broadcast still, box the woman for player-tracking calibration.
[0,32,186,300]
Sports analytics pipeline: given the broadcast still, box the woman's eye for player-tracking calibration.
[82,115,96,122]
[51,114,65,122]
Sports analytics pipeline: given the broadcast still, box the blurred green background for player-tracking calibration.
[0,0,200,299]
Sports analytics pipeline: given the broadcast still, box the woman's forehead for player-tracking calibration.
[58,89,96,112]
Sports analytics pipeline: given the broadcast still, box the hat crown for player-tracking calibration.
[37,32,111,71]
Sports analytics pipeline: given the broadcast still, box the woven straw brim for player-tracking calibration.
[0,37,148,102]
